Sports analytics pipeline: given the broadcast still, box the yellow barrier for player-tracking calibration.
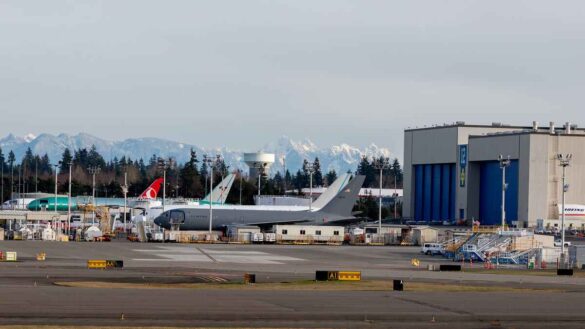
[87,260,107,269]
[338,271,361,281]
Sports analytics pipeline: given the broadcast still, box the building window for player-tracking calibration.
[315,230,321,236]
[282,229,288,235]
[333,231,340,236]
[300,230,306,235]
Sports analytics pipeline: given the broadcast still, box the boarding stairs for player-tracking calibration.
[457,233,512,262]
[491,248,538,265]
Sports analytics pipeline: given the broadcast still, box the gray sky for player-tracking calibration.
[1,1,584,156]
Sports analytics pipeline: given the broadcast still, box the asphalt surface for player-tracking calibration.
[0,240,584,328]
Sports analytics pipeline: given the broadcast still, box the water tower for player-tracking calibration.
[244,152,275,181]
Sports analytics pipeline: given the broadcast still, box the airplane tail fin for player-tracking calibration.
[318,175,365,217]
[139,178,164,200]
[311,173,351,209]
[202,173,235,204]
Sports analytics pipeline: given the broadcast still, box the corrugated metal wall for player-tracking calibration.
[414,163,456,222]
[479,160,519,225]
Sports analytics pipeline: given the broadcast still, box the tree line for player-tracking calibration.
[0,146,403,218]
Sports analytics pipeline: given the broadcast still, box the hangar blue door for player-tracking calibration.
[479,160,518,225]
[413,163,456,222]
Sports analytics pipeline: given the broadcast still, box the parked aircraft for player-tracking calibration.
[154,175,365,230]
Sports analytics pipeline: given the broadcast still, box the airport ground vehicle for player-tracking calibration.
[421,243,444,255]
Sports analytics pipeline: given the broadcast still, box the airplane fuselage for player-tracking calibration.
[154,205,344,230]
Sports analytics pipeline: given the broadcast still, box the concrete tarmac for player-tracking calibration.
[0,241,584,328]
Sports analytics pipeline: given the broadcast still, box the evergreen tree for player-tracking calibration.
[23,147,35,170]
[180,149,203,198]
[60,148,73,173]
[284,170,292,193]
[40,154,51,174]
[88,145,106,168]
[294,169,303,193]
[7,151,15,167]
[325,170,337,186]
[356,156,376,187]
[312,157,323,186]
[273,171,284,195]
[391,158,403,187]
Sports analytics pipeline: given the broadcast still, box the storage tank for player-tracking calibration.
[244,152,275,180]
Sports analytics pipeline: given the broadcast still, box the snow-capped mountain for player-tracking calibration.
[0,133,393,174]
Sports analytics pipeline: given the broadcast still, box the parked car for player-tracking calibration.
[421,243,444,256]
[554,239,571,247]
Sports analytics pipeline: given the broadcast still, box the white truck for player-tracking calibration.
[421,243,444,256]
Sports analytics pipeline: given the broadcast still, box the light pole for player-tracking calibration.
[53,164,59,233]
[122,168,128,234]
[374,157,390,236]
[498,155,511,231]
[35,157,38,193]
[9,159,14,208]
[254,162,267,198]
[53,164,59,212]
[282,155,287,195]
[393,173,398,220]
[557,153,572,265]
[157,158,175,213]
[1,159,4,206]
[88,166,101,226]
[238,169,243,205]
[307,163,315,211]
[204,155,221,235]
[67,162,72,236]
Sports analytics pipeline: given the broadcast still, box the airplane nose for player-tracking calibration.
[154,215,167,228]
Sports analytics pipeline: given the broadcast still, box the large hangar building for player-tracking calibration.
[403,122,585,228]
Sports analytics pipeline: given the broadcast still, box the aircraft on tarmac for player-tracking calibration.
[154,175,365,231]
[27,178,165,212]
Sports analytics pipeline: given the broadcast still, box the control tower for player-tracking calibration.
[244,152,275,181]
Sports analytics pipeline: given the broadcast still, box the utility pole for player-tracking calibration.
[557,153,572,267]
[498,155,511,231]
[374,157,390,237]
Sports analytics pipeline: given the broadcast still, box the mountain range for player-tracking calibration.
[0,133,393,175]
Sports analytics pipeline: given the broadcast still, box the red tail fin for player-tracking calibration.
[139,178,164,199]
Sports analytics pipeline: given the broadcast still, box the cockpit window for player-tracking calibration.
[169,210,185,224]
